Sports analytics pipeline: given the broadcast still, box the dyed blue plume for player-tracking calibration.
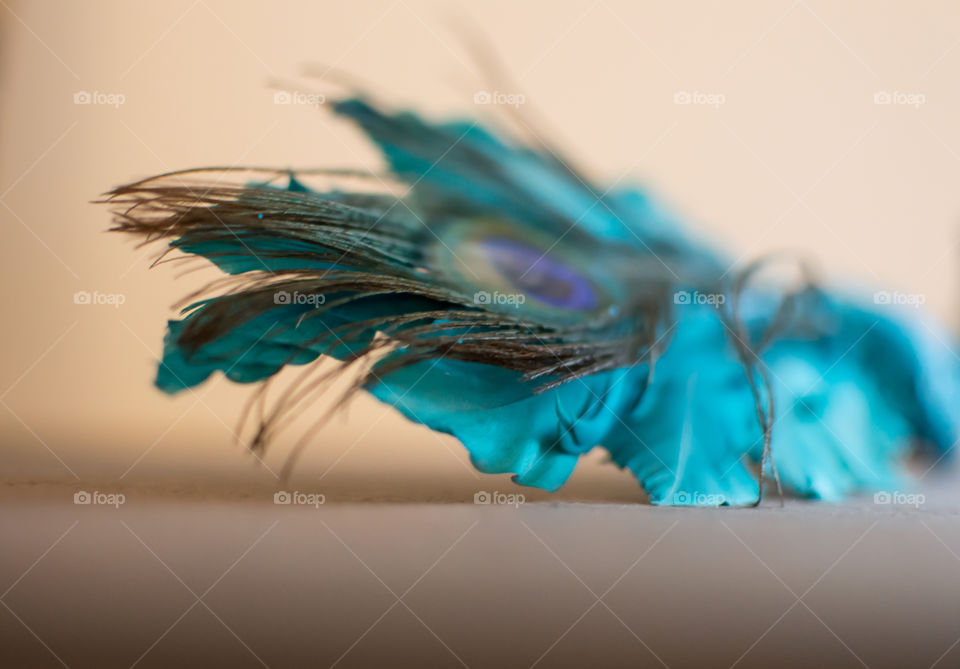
[105,95,960,505]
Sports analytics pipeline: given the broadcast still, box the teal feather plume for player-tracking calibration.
[104,95,960,505]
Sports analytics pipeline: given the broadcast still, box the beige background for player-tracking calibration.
[3,0,960,491]
[5,3,960,668]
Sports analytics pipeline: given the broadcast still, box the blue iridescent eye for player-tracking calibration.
[479,236,598,310]
[432,218,618,325]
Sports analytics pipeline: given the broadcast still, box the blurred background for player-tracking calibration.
[4,2,960,667]
[3,0,960,496]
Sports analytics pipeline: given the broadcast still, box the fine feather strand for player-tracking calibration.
[104,169,673,394]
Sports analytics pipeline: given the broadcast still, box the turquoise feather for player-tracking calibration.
[106,96,960,506]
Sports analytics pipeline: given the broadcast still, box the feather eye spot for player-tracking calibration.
[435,219,614,322]
[479,236,598,311]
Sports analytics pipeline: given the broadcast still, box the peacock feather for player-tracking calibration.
[103,95,960,506]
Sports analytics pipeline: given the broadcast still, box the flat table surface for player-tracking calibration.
[3,474,960,669]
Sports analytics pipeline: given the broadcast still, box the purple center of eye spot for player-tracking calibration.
[479,236,598,310]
